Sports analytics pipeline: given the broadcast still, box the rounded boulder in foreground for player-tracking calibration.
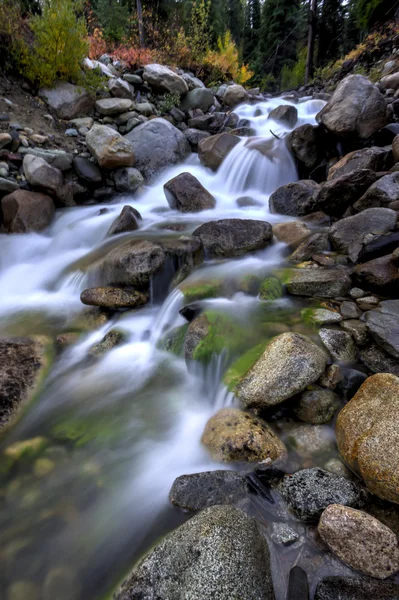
[193,218,273,258]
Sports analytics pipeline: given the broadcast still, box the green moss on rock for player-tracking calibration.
[224,340,270,391]
[181,281,222,304]
[259,276,284,301]
[158,323,189,356]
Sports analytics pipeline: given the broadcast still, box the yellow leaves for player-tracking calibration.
[204,31,254,85]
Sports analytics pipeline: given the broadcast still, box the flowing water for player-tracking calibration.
[0,96,350,599]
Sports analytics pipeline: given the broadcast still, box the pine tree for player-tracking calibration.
[95,0,130,42]
[317,0,344,66]
[243,0,261,63]
[224,0,244,47]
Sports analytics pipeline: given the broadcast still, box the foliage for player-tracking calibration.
[189,0,213,61]
[317,0,344,67]
[88,27,108,59]
[158,92,181,114]
[94,0,130,43]
[111,45,157,69]
[281,46,307,90]
[205,31,254,84]
[0,0,26,71]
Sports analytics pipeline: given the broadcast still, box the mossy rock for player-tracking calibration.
[88,329,126,358]
[224,341,270,392]
[4,436,48,462]
[237,274,262,295]
[158,323,189,357]
[51,416,120,448]
[180,280,223,304]
[259,276,284,301]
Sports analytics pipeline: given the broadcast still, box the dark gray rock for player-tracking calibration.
[365,301,399,358]
[269,104,298,127]
[39,82,93,119]
[314,169,377,217]
[361,344,399,376]
[355,172,399,211]
[193,218,273,258]
[73,157,102,184]
[198,133,240,171]
[314,576,399,600]
[180,88,214,112]
[2,189,55,233]
[319,328,357,361]
[107,205,141,236]
[294,386,340,424]
[164,172,216,212]
[269,180,320,216]
[112,167,144,193]
[185,128,210,151]
[169,470,249,511]
[354,254,399,296]
[328,146,393,180]
[287,124,322,169]
[358,231,399,263]
[289,233,329,263]
[285,268,352,298]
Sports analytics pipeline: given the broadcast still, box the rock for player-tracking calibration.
[287,124,322,169]
[164,172,216,212]
[273,221,311,247]
[287,422,335,457]
[319,328,356,361]
[269,104,298,127]
[180,88,214,112]
[0,178,19,194]
[169,470,248,511]
[314,169,377,217]
[361,344,399,376]
[329,207,397,263]
[95,98,133,116]
[269,180,320,216]
[303,308,342,325]
[365,301,399,358]
[270,523,299,546]
[231,333,327,410]
[317,75,389,139]
[314,576,399,600]
[285,268,351,298]
[193,219,272,258]
[318,504,399,579]
[277,468,367,521]
[135,102,153,116]
[328,146,393,180]
[294,386,340,424]
[0,132,12,149]
[123,73,142,85]
[19,147,73,172]
[355,172,399,211]
[336,373,399,503]
[7,581,41,600]
[23,154,63,196]
[393,134,399,162]
[80,287,148,309]
[354,254,399,295]
[380,71,399,91]
[340,301,361,319]
[259,276,284,300]
[289,233,329,263]
[89,330,125,357]
[182,72,205,90]
[201,407,286,463]
[107,205,141,235]
[65,128,78,137]
[125,118,190,180]
[198,133,240,171]
[185,128,210,151]
[39,82,93,119]
[143,63,188,95]
[223,84,250,107]
[115,505,275,600]
[2,189,55,233]
[112,167,144,193]
[69,117,93,130]
[72,157,102,184]
[358,231,399,263]
[86,124,135,169]
[108,77,134,100]
[341,320,368,346]
[236,196,262,208]
[0,338,50,430]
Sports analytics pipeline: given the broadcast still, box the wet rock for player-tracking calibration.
[337,367,368,400]
[180,88,214,112]
[108,77,135,100]
[198,133,240,171]
[354,254,399,295]
[324,457,353,479]
[329,207,397,262]
[365,301,399,358]
[285,268,351,298]
[358,231,399,263]
[317,75,389,139]
[23,154,63,196]
[270,523,299,546]
[319,363,342,389]
[107,205,141,235]
[2,189,55,233]
[201,407,286,463]
[269,180,320,216]
[319,328,357,361]
[193,218,272,258]
[277,468,367,521]
[115,505,275,600]
[19,147,73,172]
[314,169,377,217]
[125,118,190,180]
[143,63,188,95]
[39,82,93,119]
[304,308,342,325]
[360,344,399,376]
[294,386,340,424]
[169,470,248,511]
[89,330,125,357]
[95,98,133,116]
[340,301,361,319]
[72,157,102,184]
[337,373,399,503]
[340,319,368,345]
[231,333,327,410]
[112,167,144,193]
[0,177,19,194]
[164,172,216,212]
[0,338,51,430]
[86,125,135,169]
[285,423,334,459]
[7,581,41,600]
[318,504,399,579]
[185,128,210,151]
[223,84,250,107]
[287,124,322,169]
[287,566,309,600]
[259,276,284,300]
[269,104,298,127]
[236,196,262,207]
[80,287,148,309]
[328,146,393,180]
[289,233,329,263]
[314,576,399,600]
[355,172,399,211]
[273,221,311,247]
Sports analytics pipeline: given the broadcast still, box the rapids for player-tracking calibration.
[0,96,346,600]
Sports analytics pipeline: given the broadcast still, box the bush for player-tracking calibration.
[280,47,307,90]
[0,0,26,71]
[204,31,254,85]
[159,92,181,114]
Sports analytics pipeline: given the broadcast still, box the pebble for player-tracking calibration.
[349,287,365,298]
[19,136,29,148]
[65,128,78,137]
[319,364,341,389]
[30,134,47,144]
[319,328,357,361]
[9,122,23,130]
[270,522,300,546]
[340,301,361,319]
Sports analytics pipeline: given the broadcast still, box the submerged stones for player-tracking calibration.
[201,407,287,463]
[164,172,216,212]
[115,505,275,600]
[193,218,273,258]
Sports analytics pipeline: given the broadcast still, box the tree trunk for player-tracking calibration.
[137,0,145,47]
[305,0,317,84]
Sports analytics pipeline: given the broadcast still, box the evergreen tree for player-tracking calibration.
[95,0,130,42]
[317,0,344,66]
[243,0,261,63]
[224,0,244,47]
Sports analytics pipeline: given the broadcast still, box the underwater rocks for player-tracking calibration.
[193,218,273,258]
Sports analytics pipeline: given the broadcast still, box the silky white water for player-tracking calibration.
[0,97,332,599]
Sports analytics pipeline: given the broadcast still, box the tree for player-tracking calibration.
[243,0,261,63]
[190,0,212,60]
[317,0,344,67]
[305,0,317,83]
[224,0,244,47]
[137,0,144,46]
[95,0,130,42]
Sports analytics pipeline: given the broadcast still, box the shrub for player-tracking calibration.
[280,47,307,90]
[111,45,156,70]
[159,92,181,114]
[204,31,254,84]
[0,0,27,71]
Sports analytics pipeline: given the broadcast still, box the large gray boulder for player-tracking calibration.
[314,169,377,217]
[193,218,273,258]
[354,172,399,211]
[285,268,352,298]
[180,88,214,112]
[198,133,240,171]
[269,180,320,216]
[365,300,399,359]
[19,147,73,172]
[39,82,93,119]
[287,124,323,169]
[2,189,55,233]
[86,125,135,169]
[328,146,393,180]
[125,118,190,180]
[164,172,216,212]
[143,63,188,95]
[317,75,389,139]
[23,154,63,196]
[95,98,134,116]
[169,471,249,512]
[223,84,249,107]
[115,505,275,600]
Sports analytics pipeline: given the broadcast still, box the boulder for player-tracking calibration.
[273,221,311,246]
[185,128,211,151]
[198,133,240,171]
[289,232,329,263]
[319,504,399,579]
[364,300,399,358]
[2,189,55,233]
[107,205,141,236]
[314,576,399,600]
[112,167,144,193]
[125,118,190,180]
[39,82,93,119]
[393,134,399,162]
[269,180,320,216]
[328,146,393,180]
[317,75,389,139]
[0,178,19,195]
[336,373,399,503]
[108,78,134,100]
[180,88,214,112]
[80,287,148,309]
[360,344,399,377]
[23,154,63,197]
[115,505,275,600]
[231,333,327,410]
[89,330,125,357]
[72,157,102,184]
[314,169,377,217]
[86,125,135,169]
[285,268,352,298]
[269,104,298,127]
[287,124,322,169]
[201,407,286,462]
[143,63,188,95]
[277,468,367,521]
[94,98,133,116]
[354,172,399,211]
[329,207,397,262]
[193,219,273,258]
[19,147,73,172]
[380,71,399,91]
[294,386,340,424]
[354,254,399,296]
[182,72,205,90]
[319,328,357,361]
[169,471,249,511]
[223,84,249,107]
[164,172,216,212]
